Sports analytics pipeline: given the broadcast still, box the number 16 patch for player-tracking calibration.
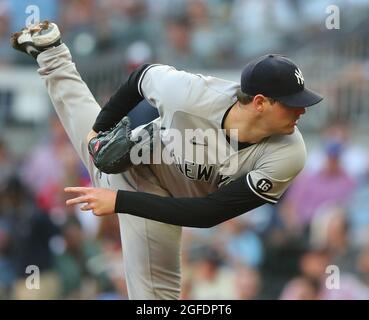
[256,179,273,193]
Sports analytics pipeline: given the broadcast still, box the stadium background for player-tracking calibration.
[1,0,369,300]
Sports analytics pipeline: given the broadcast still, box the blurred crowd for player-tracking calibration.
[1,0,369,68]
[0,116,125,299]
[1,114,369,300]
[1,0,369,300]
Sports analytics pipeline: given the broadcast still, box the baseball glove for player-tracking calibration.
[88,116,135,174]
[88,117,156,174]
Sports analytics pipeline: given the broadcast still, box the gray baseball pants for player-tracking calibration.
[37,44,182,300]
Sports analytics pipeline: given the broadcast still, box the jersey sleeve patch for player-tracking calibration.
[246,173,278,204]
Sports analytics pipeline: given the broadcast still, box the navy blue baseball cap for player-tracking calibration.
[241,54,323,107]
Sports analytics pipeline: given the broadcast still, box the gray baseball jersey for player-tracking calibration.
[135,64,306,203]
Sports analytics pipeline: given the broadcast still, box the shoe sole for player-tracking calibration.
[11,21,61,52]
[33,21,61,48]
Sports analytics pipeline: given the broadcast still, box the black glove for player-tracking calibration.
[88,117,135,174]
[88,117,156,174]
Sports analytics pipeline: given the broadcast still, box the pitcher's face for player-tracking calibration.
[264,100,306,135]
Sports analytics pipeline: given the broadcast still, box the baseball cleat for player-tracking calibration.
[10,21,61,59]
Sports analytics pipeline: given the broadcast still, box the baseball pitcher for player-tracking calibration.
[11,21,323,300]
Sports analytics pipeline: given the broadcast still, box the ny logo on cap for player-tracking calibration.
[294,68,304,85]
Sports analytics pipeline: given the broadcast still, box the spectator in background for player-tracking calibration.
[347,154,369,248]
[309,204,359,274]
[230,0,298,59]
[299,249,330,291]
[320,273,369,300]
[279,276,321,300]
[186,0,234,68]
[4,176,59,275]
[356,246,369,288]
[2,175,61,299]
[94,217,128,300]
[0,142,15,299]
[233,264,262,300]
[59,0,97,57]
[220,218,264,268]
[157,16,199,69]
[0,139,14,189]
[20,115,86,216]
[259,227,307,299]
[94,0,161,57]
[59,0,93,33]
[187,246,236,299]
[306,122,368,180]
[54,215,113,299]
[0,221,16,299]
[279,139,356,230]
[119,0,159,47]
[96,216,121,250]
[145,0,187,20]
[283,247,369,300]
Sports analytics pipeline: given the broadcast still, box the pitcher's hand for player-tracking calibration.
[65,187,117,216]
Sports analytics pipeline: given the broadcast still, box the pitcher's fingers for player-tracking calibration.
[64,187,92,194]
[66,195,89,206]
[81,204,92,211]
